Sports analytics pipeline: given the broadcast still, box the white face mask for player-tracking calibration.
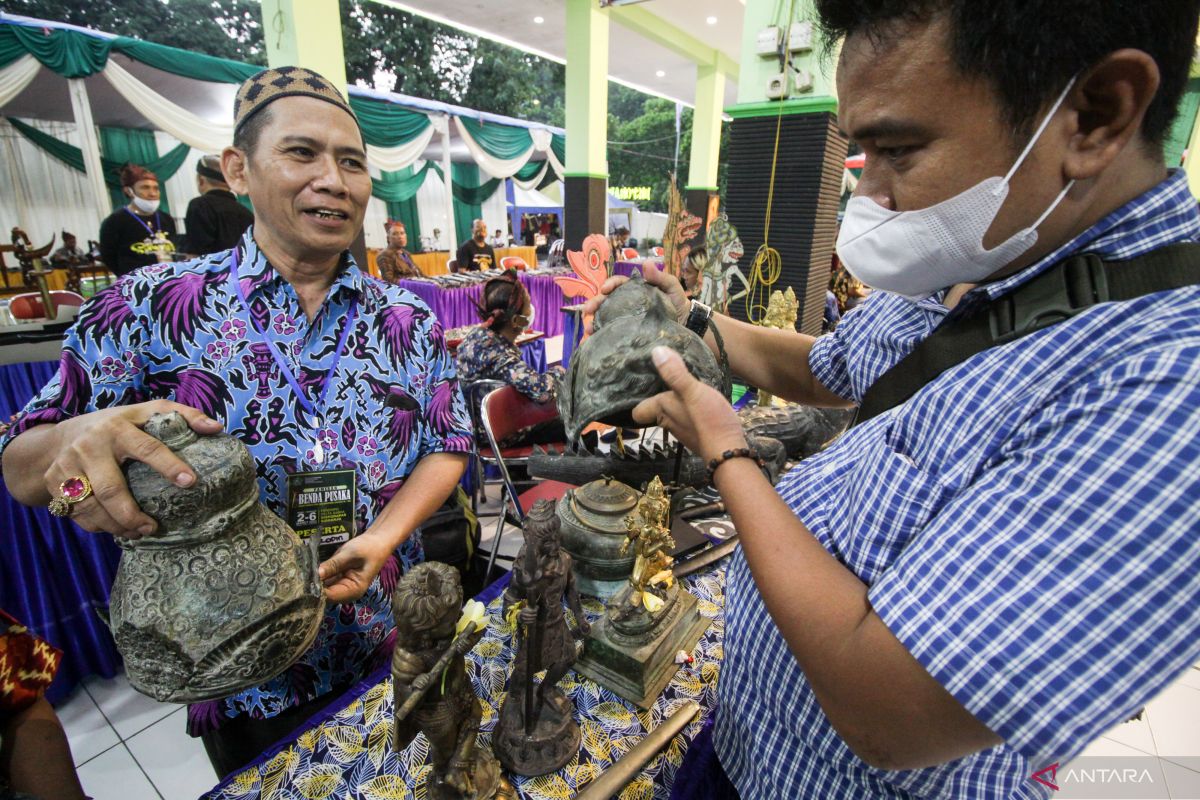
[131,194,160,215]
[515,303,535,330]
[836,78,1076,301]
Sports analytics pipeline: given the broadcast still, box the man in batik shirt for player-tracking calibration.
[0,67,471,778]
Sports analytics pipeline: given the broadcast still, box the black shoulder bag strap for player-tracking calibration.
[852,242,1200,428]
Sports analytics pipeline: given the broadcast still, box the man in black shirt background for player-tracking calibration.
[98,163,177,276]
[455,218,496,271]
[181,155,254,256]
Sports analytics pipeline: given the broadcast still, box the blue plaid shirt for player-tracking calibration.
[715,170,1200,798]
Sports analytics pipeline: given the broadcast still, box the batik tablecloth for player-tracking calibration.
[202,559,729,800]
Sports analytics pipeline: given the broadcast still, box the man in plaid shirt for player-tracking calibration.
[590,1,1200,797]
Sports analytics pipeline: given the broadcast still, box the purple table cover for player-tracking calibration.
[399,273,571,339]
[0,360,123,705]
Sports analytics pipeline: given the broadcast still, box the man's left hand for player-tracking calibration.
[631,346,747,463]
[319,534,394,603]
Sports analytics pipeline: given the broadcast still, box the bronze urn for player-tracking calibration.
[556,477,639,599]
[557,270,725,442]
[107,412,325,702]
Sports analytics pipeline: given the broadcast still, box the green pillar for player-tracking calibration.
[686,62,728,225]
[723,0,845,333]
[258,0,364,263]
[564,0,609,249]
[260,0,348,94]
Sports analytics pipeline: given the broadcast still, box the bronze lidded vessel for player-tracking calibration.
[556,477,639,599]
[107,411,325,702]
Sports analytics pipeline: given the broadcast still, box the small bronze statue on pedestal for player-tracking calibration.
[575,477,711,709]
[493,500,589,776]
[391,562,512,800]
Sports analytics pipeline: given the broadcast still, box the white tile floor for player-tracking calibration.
[55,501,1200,799]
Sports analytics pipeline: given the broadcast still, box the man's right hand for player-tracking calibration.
[582,259,690,335]
[39,401,222,539]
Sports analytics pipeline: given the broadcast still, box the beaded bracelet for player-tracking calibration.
[706,447,765,483]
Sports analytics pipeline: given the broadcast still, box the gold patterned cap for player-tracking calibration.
[233,66,356,132]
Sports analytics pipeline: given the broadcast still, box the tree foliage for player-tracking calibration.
[4,0,725,209]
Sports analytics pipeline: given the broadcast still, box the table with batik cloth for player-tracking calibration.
[0,360,123,705]
[367,248,540,278]
[202,516,738,800]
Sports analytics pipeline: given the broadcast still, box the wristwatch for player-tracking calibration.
[684,300,713,338]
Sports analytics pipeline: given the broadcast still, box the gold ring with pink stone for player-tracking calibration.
[48,475,93,517]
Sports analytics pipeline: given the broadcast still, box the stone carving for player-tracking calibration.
[494,501,589,776]
[558,270,725,442]
[107,412,324,702]
[391,563,512,800]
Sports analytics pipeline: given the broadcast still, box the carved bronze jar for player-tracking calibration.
[556,477,639,599]
[107,412,325,702]
[557,269,725,442]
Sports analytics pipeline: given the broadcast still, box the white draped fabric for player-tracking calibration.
[453,116,535,180]
[67,78,110,221]
[155,130,206,235]
[0,55,40,108]
[415,167,452,253]
[0,119,105,246]
[531,128,566,178]
[366,121,437,173]
[101,59,234,153]
[512,161,549,191]
[480,183,509,241]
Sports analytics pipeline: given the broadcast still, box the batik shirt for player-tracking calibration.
[715,170,1200,798]
[455,325,563,403]
[0,229,472,734]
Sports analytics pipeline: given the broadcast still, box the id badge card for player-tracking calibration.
[287,469,357,562]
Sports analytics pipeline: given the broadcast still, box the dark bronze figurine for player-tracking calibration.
[493,500,589,776]
[391,562,511,800]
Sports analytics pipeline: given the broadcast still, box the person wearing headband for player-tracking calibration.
[97,162,178,276]
[0,66,471,778]
[180,154,254,256]
[585,1,1200,796]
[456,269,563,407]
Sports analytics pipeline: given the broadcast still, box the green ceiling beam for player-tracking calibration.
[608,5,740,81]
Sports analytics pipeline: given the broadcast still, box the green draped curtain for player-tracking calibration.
[551,134,566,166]
[1165,78,1200,169]
[374,164,428,248]
[452,162,484,247]
[0,24,255,83]
[7,117,190,209]
[514,160,543,182]
[349,96,432,149]
[458,117,532,159]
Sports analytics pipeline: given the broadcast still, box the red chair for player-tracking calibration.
[652,246,664,257]
[500,256,529,271]
[621,247,639,261]
[479,385,574,579]
[9,291,85,320]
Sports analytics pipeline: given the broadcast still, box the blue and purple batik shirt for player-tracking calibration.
[0,229,472,734]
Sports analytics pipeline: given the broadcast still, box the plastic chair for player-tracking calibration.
[621,247,639,261]
[478,385,574,579]
[652,246,664,257]
[9,291,85,320]
[500,256,529,271]
[447,258,459,273]
[463,379,506,510]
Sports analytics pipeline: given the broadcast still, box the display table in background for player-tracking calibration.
[203,555,729,800]
[399,272,570,340]
[367,247,539,278]
[0,360,123,705]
